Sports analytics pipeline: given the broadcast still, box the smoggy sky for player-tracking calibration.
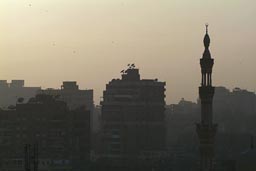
[0,0,256,104]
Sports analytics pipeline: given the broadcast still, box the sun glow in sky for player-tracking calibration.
[1,0,256,104]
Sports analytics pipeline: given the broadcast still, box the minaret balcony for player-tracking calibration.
[196,123,218,144]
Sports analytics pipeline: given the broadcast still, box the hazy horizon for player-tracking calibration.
[1,0,256,105]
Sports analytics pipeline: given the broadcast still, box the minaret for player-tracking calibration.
[196,24,218,171]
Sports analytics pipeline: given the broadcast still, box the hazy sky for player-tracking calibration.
[1,0,256,104]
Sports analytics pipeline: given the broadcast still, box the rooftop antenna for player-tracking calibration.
[205,23,209,34]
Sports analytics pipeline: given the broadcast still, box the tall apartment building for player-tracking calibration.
[0,94,90,171]
[100,66,166,165]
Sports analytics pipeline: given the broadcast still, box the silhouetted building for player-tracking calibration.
[0,80,40,109]
[0,94,90,171]
[100,66,166,166]
[196,25,218,171]
[166,99,199,149]
[163,86,256,170]
[164,100,199,171]
[214,87,256,134]
[39,81,95,133]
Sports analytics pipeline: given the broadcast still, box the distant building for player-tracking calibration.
[92,105,101,132]
[214,87,256,134]
[39,81,94,111]
[164,100,199,171]
[0,94,91,171]
[163,86,256,170]
[214,87,256,116]
[0,80,40,109]
[165,99,199,153]
[100,66,166,166]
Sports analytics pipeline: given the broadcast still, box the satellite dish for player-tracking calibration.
[17,97,24,103]
[8,105,16,110]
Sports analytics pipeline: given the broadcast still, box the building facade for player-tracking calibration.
[39,81,95,132]
[0,94,90,171]
[100,66,166,166]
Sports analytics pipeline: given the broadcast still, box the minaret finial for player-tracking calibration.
[203,23,210,51]
[205,23,209,34]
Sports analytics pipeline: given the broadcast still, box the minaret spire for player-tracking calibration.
[201,24,213,87]
[203,24,211,57]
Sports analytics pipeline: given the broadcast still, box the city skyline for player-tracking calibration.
[1,0,256,105]
[1,1,256,170]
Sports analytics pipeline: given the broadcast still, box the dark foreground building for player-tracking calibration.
[0,94,90,171]
[99,65,166,169]
[196,25,218,171]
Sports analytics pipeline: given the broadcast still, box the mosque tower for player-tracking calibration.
[196,24,218,171]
